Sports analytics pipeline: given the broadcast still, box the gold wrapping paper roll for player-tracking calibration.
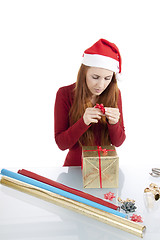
[0,176,146,238]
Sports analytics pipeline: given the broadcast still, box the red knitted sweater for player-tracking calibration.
[54,83,126,166]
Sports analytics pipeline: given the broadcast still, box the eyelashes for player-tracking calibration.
[92,75,112,81]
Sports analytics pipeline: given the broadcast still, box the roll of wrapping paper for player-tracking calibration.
[0,176,146,238]
[0,169,125,218]
[17,168,118,210]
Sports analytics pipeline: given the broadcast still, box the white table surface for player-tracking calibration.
[0,164,160,240]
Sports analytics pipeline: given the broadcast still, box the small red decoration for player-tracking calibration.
[98,146,108,156]
[104,192,116,201]
[95,103,105,114]
[130,214,143,223]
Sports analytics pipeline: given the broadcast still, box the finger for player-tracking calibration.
[91,113,102,121]
[105,107,119,114]
[108,118,116,125]
[105,108,120,118]
[108,116,119,124]
[92,108,103,114]
[106,112,120,118]
[89,111,103,117]
[88,117,99,124]
[91,119,99,123]
[89,116,101,121]
[92,114,102,120]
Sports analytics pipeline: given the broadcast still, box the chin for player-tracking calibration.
[95,91,102,95]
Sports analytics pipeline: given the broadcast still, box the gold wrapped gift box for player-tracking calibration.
[82,145,119,188]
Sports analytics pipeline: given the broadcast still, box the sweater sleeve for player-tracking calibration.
[107,90,126,147]
[54,87,90,150]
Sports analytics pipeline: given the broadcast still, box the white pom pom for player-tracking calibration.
[116,73,123,81]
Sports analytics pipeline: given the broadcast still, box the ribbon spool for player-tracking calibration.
[144,183,160,209]
[150,168,160,177]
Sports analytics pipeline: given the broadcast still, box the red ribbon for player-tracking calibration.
[95,103,105,114]
[83,146,115,188]
[97,146,102,188]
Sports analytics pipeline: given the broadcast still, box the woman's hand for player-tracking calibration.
[83,107,102,126]
[105,107,120,125]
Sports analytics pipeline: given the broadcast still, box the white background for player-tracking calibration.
[0,0,160,168]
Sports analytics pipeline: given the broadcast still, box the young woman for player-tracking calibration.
[54,39,126,166]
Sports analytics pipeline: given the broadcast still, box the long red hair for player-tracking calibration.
[69,64,119,146]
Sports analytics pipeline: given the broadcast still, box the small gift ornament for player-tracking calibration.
[121,201,137,213]
[130,214,143,223]
[82,145,119,188]
[104,192,116,201]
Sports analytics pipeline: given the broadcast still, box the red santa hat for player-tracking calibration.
[82,38,122,74]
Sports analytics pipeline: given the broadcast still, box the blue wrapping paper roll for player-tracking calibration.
[1,169,126,218]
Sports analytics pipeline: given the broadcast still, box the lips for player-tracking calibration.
[95,89,102,93]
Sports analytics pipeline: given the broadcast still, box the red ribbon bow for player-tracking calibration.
[104,192,116,201]
[130,214,143,223]
[95,103,105,114]
[98,146,108,155]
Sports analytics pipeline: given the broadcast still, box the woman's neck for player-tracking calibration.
[90,95,98,105]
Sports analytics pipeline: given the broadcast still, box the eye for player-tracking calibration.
[105,76,112,81]
[92,75,99,79]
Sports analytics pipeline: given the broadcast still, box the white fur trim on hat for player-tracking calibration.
[82,53,119,73]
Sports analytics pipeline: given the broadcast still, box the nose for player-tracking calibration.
[97,78,104,89]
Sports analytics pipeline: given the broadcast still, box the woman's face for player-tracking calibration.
[86,67,113,96]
